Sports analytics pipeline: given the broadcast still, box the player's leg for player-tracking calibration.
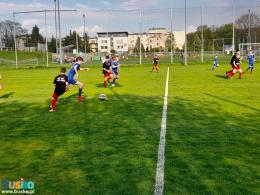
[250,66,254,74]
[76,81,84,101]
[151,64,155,72]
[156,65,159,72]
[104,74,109,88]
[50,93,60,112]
[112,73,118,86]
[238,68,243,79]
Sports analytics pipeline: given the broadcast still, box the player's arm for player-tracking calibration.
[74,66,79,79]
[233,60,238,67]
[80,67,89,71]
[65,76,69,91]
[53,77,57,87]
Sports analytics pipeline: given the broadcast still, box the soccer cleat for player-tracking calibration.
[78,96,84,102]
[49,109,56,112]
[112,84,115,87]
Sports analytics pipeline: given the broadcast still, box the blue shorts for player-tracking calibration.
[112,70,118,75]
[249,63,254,68]
[68,78,77,85]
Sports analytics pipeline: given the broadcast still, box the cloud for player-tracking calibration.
[0,2,53,12]
[75,3,89,11]
[21,19,44,29]
[101,1,111,6]
[120,0,160,9]
[187,25,197,33]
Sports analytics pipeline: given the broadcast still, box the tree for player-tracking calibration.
[30,25,44,50]
[48,36,57,53]
[0,20,27,48]
[79,32,91,53]
[236,12,260,30]
[133,37,145,53]
[165,33,176,52]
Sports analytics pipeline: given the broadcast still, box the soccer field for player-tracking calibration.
[0,63,259,194]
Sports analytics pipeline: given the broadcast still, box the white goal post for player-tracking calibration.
[239,43,260,59]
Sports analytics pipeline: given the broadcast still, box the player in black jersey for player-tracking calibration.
[226,51,243,79]
[49,67,69,112]
[103,56,113,88]
[151,55,159,72]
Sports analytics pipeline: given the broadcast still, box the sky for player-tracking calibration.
[0,0,260,37]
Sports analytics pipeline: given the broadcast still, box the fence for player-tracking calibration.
[0,5,260,67]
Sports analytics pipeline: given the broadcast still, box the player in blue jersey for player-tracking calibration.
[211,55,219,71]
[68,56,89,102]
[111,56,120,87]
[246,50,255,74]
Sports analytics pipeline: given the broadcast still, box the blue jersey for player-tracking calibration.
[248,54,254,65]
[68,63,80,79]
[214,57,218,65]
[111,61,119,72]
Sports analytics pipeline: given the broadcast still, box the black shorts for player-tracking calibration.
[54,88,66,96]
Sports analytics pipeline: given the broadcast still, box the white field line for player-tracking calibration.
[154,66,170,195]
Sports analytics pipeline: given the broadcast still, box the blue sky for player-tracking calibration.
[0,0,260,37]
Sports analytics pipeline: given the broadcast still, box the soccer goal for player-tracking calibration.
[239,43,260,60]
[0,58,39,67]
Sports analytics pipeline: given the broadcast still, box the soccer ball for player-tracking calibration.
[99,94,106,100]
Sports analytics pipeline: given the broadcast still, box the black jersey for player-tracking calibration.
[53,73,68,95]
[230,55,240,66]
[103,61,111,74]
[153,57,159,65]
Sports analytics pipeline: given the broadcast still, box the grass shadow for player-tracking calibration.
[0,94,162,194]
[204,93,260,112]
[95,83,123,88]
[215,75,228,79]
[0,92,14,99]
[164,97,260,194]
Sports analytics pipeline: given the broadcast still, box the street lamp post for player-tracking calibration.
[83,14,86,56]
[57,0,62,64]
[54,0,58,54]
[184,0,187,65]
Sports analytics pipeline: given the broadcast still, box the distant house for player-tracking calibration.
[97,32,128,54]
[16,34,45,52]
[128,28,185,53]
[89,38,98,53]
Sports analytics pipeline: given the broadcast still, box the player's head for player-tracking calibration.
[104,55,110,62]
[76,56,84,64]
[215,55,218,58]
[112,56,116,61]
[60,67,66,73]
[236,51,240,58]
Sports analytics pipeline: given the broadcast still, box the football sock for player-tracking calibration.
[239,73,242,79]
[51,93,58,110]
[78,88,83,97]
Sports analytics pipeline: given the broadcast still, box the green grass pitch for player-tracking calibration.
[0,62,259,194]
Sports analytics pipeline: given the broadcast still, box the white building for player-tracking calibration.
[97,32,128,54]
[173,31,185,49]
[128,28,185,53]
[89,38,98,53]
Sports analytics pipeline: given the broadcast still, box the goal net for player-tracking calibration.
[239,43,260,60]
[0,58,39,67]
